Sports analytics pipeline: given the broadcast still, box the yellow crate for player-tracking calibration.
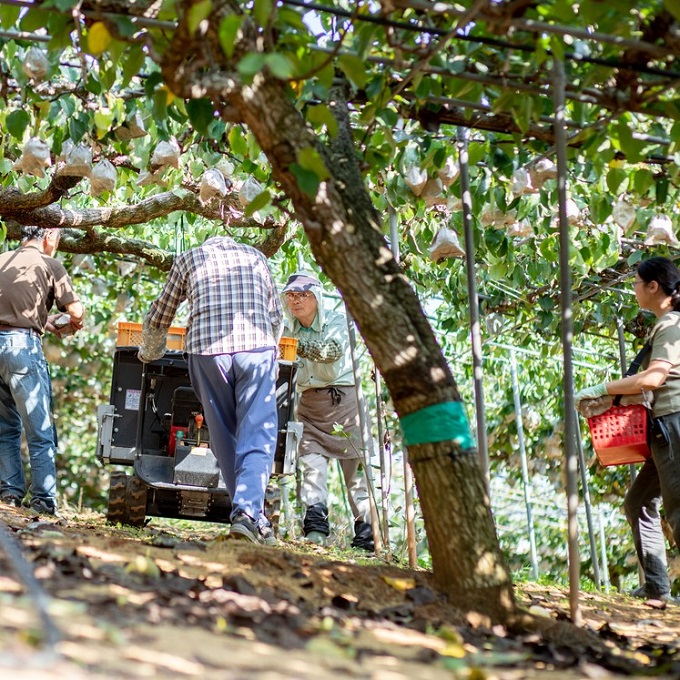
[278,336,298,361]
[116,322,186,350]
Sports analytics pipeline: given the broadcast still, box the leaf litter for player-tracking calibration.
[0,505,679,679]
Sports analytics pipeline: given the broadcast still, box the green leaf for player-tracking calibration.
[539,234,559,263]
[188,0,212,35]
[85,72,102,95]
[245,190,272,216]
[306,104,338,137]
[110,15,136,37]
[549,34,564,61]
[153,89,168,122]
[665,0,680,22]
[68,113,89,144]
[47,13,73,49]
[122,45,146,88]
[237,52,266,78]
[265,53,293,79]
[5,110,30,140]
[338,54,369,89]
[254,0,273,26]
[297,146,330,180]
[291,163,320,198]
[20,9,49,32]
[634,168,654,195]
[187,98,215,136]
[94,109,114,136]
[52,0,77,10]
[614,121,646,163]
[510,96,533,135]
[606,168,627,195]
[1,5,20,29]
[354,22,377,60]
[277,7,307,30]
[656,175,669,205]
[145,71,164,97]
[228,126,248,156]
[219,15,244,59]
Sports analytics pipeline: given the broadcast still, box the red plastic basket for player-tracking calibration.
[587,403,650,467]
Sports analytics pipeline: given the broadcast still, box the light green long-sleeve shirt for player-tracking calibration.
[284,293,354,391]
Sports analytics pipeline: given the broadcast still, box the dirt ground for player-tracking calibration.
[0,504,679,679]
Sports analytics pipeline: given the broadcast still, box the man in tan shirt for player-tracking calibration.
[0,227,84,515]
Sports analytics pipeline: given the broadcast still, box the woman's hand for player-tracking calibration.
[574,383,608,409]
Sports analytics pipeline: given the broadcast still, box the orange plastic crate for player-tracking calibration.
[116,321,186,350]
[278,336,298,361]
[587,404,650,467]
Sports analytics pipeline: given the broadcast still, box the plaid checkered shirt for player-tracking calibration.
[145,236,283,355]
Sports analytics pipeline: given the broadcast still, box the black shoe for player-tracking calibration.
[351,519,374,552]
[29,499,59,517]
[229,513,277,546]
[0,494,23,508]
[303,503,330,536]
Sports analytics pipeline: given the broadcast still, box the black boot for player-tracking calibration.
[351,519,374,551]
[303,503,330,537]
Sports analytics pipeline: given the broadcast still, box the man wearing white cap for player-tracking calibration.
[282,272,373,551]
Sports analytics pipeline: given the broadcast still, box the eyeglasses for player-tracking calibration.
[285,291,314,301]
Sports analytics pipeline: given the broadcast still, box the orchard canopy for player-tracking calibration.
[1,0,680,621]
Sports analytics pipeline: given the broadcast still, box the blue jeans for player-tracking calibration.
[623,410,680,596]
[0,331,57,507]
[188,349,278,524]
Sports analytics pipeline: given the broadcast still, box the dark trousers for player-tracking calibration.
[623,410,680,595]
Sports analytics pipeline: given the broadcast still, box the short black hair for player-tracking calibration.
[21,226,48,241]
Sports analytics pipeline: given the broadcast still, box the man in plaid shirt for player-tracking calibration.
[139,235,283,545]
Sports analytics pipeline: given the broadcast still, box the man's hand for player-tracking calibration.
[296,339,309,358]
[574,383,608,409]
[137,349,154,363]
[46,313,76,337]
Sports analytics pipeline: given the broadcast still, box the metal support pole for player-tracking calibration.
[553,57,581,626]
[574,417,602,589]
[346,312,383,555]
[457,126,489,487]
[509,349,539,580]
[598,506,611,594]
[617,319,643,586]
[389,206,418,567]
[374,369,392,551]
[617,320,638,484]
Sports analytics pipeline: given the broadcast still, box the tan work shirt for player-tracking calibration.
[0,244,80,334]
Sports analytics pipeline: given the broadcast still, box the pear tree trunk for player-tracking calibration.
[161,5,516,622]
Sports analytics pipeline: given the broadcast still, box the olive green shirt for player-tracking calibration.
[643,311,680,417]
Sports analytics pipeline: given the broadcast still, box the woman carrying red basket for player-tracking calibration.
[575,256,680,604]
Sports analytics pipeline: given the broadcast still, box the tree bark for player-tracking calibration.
[162,2,516,621]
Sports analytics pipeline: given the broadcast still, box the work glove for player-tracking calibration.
[574,383,608,410]
[296,338,309,358]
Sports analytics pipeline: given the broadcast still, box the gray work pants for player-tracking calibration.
[623,410,680,596]
[299,452,371,524]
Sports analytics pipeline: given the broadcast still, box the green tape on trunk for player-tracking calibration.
[401,401,475,448]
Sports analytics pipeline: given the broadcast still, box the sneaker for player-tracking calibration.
[229,513,276,545]
[629,585,679,604]
[259,522,278,547]
[28,499,59,517]
[304,530,328,546]
[0,494,23,508]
